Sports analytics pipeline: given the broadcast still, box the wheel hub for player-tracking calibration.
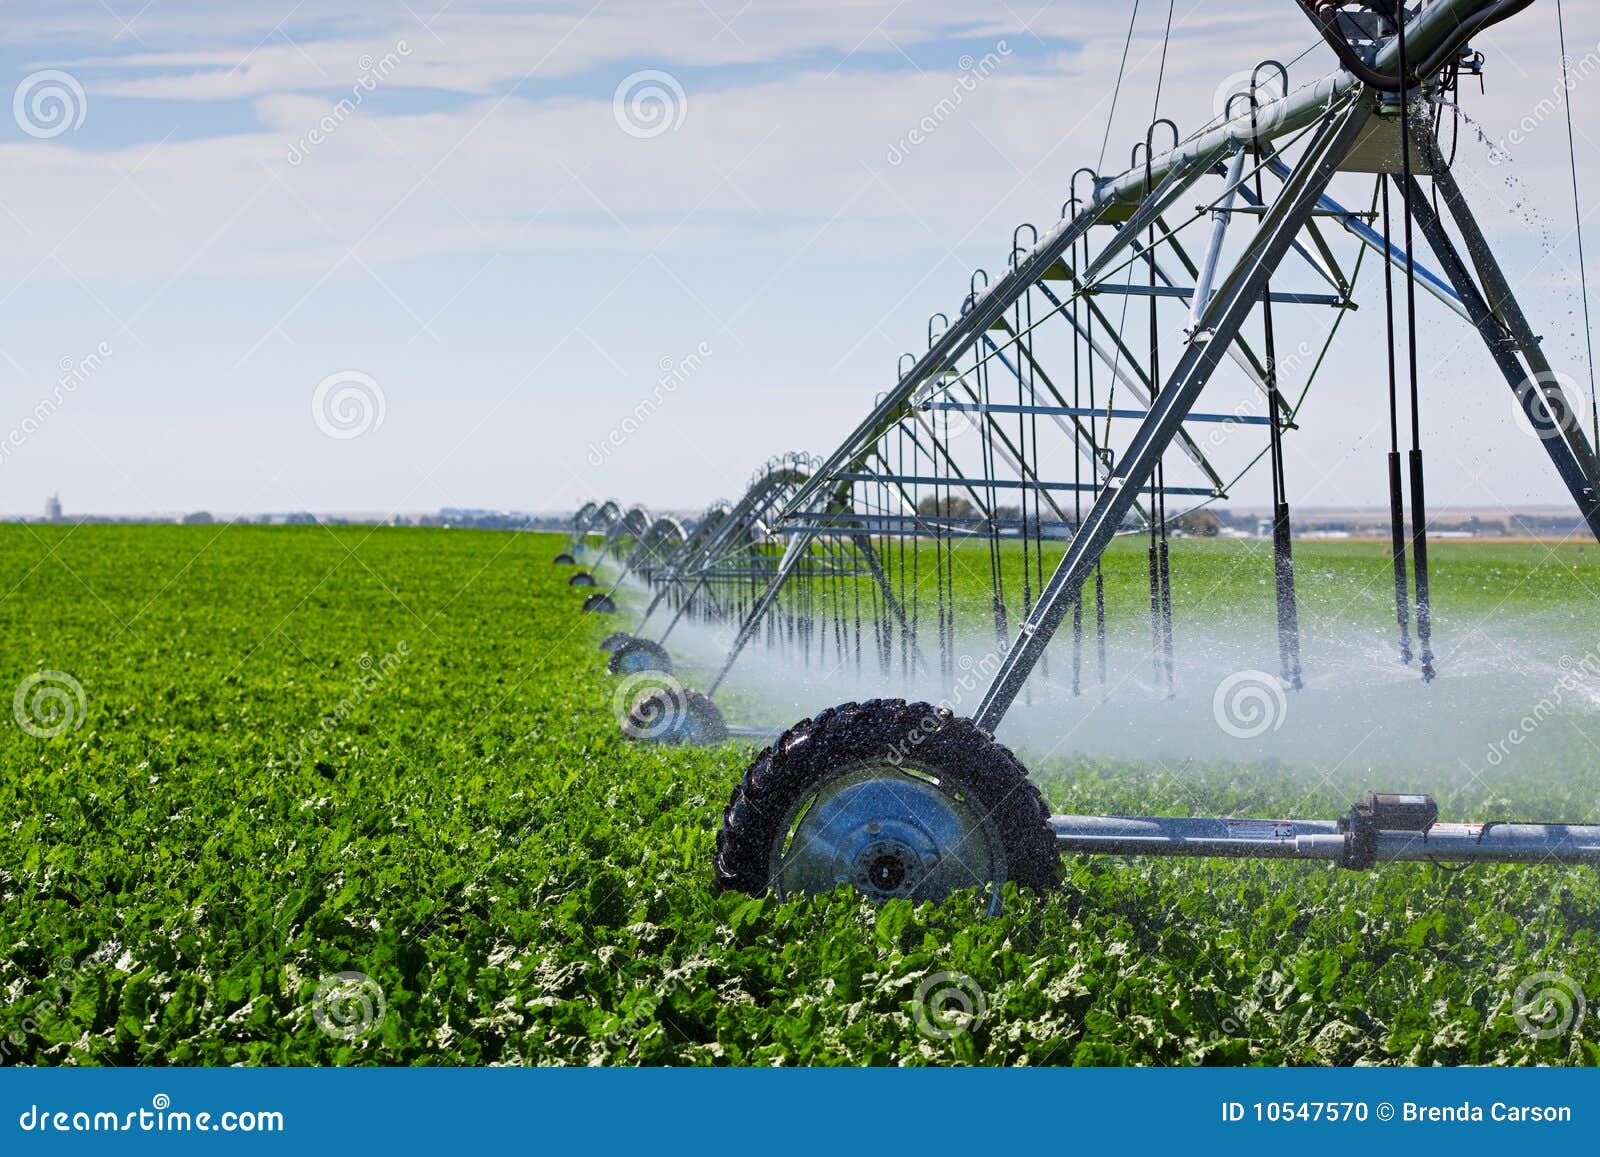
[865,847,910,892]
[772,766,1004,902]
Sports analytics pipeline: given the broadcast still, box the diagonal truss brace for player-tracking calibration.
[973,93,1373,732]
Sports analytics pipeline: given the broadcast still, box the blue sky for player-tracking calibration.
[0,0,1597,518]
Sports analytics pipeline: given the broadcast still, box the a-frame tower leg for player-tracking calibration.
[1404,134,1600,540]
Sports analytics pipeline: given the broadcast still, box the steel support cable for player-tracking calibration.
[1556,0,1600,456]
[1396,5,1437,682]
[1098,0,1143,174]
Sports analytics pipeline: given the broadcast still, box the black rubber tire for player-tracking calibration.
[553,552,577,565]
[599,631,637,653]
[569,572,596,587]
[608,638,672,675]
[713,698,1058,899]
[582,593,618,614]
[624,686,727,745]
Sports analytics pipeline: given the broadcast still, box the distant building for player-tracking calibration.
[44,494,62,522]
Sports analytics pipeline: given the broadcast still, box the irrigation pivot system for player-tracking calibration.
[581,0,1600,905]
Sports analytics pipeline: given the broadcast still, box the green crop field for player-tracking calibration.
[2,523,1597,1066]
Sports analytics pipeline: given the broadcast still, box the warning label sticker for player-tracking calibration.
[1227,820,1296,840]
[1426,822,1484,838]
